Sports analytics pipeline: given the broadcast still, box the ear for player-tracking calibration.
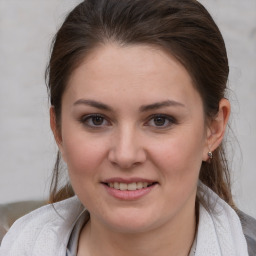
[50,107,64,156]
[203,98,231,161]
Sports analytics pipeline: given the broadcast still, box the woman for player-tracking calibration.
[0,0,255,255]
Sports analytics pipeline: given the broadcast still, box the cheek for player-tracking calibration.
[61,131,107,177]
[62,136,107,204]
[150,127,205,180]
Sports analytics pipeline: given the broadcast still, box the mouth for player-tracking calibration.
[101,179,158,200]
[102,181,158,191]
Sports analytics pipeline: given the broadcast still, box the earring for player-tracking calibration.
[208,151,213,159]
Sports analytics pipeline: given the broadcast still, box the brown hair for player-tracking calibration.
[46,0,235,208]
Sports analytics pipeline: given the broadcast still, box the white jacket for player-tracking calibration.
[0,196,84,256]
[0,185,250,256]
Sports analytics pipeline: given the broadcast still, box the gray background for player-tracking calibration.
[0,0,255,218]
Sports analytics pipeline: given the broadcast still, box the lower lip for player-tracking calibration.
[102,183,157,200]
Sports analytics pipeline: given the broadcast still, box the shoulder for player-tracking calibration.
[237,210,256,256]
[0,196,84,256]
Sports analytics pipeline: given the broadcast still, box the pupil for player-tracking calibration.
[154,117,165,126]
[92,116,103,125]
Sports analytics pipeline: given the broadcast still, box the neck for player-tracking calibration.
[78,204,196,256]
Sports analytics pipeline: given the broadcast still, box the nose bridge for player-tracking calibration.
[108,123,145,168]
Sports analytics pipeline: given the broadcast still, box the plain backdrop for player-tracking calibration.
[0,0,255,218]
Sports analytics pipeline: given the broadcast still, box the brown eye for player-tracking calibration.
[146,114,176,128]
[92,116,104,125]
[153,116,167,126]
[81,114,109,128]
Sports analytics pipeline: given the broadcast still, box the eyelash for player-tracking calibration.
[145,114,177,129]
[79,114,177,129]
[80,114,110,128]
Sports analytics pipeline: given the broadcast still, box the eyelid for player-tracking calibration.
[80,113,111,128]
[79,113,177,129]
[144,114,177,128]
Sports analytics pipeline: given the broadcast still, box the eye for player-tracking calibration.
[80,114,110,128]
[146,114,176,128]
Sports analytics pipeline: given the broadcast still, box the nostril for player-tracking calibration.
[107,137,147,169]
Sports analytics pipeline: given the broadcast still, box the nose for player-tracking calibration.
[108,125,146,169]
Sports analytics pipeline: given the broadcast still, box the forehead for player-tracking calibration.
[64,43,202,109]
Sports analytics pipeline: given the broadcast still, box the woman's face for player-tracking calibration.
[57,43,210,233]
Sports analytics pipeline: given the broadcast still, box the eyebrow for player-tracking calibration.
[73,99,185,112]
[73,99,113,111]
[139,100,185,112]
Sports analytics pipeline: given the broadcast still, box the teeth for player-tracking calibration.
[114,182,120,189]
[127,183,137,191]
[120,183,128,190]
[137,182,143,189]
[108,182,153,191]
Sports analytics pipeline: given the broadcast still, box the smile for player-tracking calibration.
[106,182,156,191]
[102,180,158,200]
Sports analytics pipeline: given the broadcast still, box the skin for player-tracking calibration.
[50,43,230,256]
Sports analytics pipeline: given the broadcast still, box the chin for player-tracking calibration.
[100,209,162,234]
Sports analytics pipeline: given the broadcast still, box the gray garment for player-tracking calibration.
[66,212,89,256]
[238,211,256,256]
[66,210,256,256]
[66,211,197,256]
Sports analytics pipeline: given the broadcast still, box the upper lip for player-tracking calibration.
[102,177,158,184]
